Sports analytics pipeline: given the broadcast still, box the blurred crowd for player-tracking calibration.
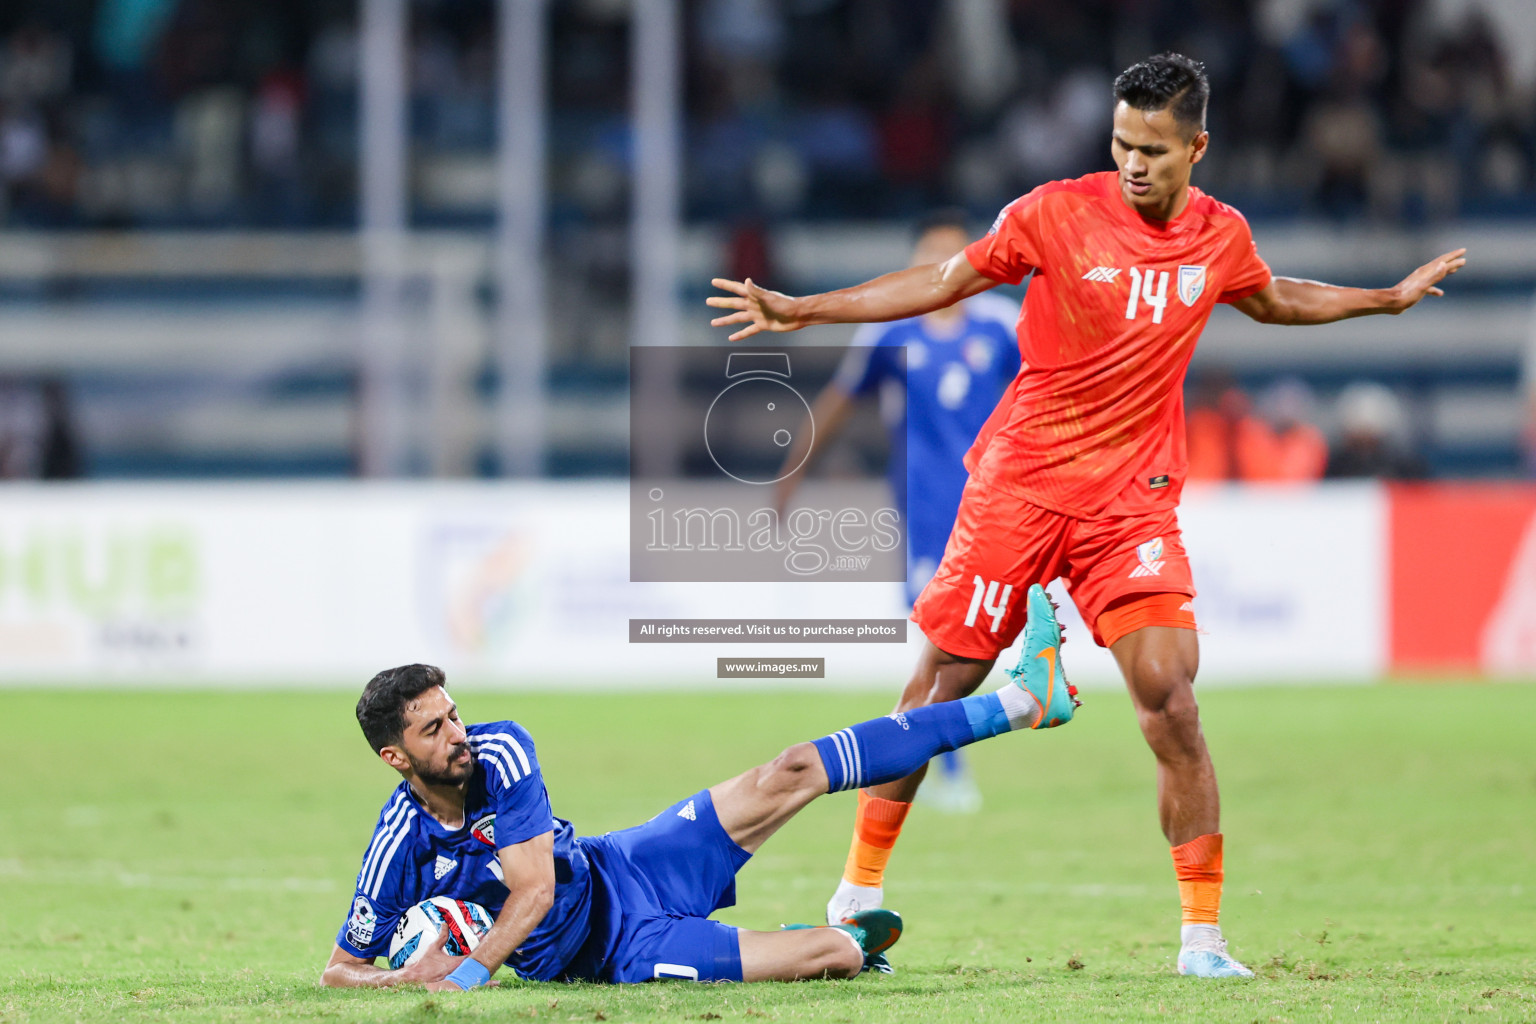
[1185,371,1426,484]
[0,0,1531,227]
[0,366,1437,482]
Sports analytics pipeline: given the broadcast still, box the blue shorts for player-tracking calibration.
[907,511,955,608]
[578,790,753,983]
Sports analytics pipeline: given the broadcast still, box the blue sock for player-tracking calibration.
[811,691,1016,794]
[940,749,966,779]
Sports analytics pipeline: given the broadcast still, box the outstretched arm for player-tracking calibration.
[1232,248,1467,325]
[707,252,996,341]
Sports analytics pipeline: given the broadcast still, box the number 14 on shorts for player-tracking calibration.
[964,576,1013,632]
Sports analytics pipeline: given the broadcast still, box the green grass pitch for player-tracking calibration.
[2,683,1534,1022]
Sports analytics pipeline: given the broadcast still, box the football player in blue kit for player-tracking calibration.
[773,210,1020,607]
[322,622,1076,989]
[772,211,1020,822]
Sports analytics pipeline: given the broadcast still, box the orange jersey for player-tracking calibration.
[963,171,1272,518]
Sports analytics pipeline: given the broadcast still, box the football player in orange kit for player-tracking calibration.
[707,53,1465,977]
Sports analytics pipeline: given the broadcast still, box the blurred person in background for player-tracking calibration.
[1184,370,1268,482]
[1251,377,1328,481]
[0,376,81,479]
[772,209,1021,816]
[1187,372,1327,483]
[1326,381,1424,479]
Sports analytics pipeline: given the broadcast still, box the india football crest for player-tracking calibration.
[1130,537,1166,578]
[1177,265,1206,307]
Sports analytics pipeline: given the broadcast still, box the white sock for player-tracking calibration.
[994,683,1042,730]
[1181,923,1222,947]
[827,878,882,924]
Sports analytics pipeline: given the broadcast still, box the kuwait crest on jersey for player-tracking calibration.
[1177,265,1206,306]
[470,813,496,848]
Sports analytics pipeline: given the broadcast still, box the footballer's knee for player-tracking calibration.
[806,928,865,979]
[1129,658,1201,752]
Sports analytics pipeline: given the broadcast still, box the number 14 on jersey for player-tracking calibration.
[1124,268,1169,324]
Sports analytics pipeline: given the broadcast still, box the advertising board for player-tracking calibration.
[0,482,1402,686]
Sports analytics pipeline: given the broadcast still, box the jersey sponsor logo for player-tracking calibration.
[470,813,496,848]
[346,895,376,946]
[1177,265,1207,306]
[1130,537,1166,578]
[1125,268,1171,324]
[434,855,457,880]
[677,799,696,821]
[1149,474,1170,490]
[1081,266,1122,283]
[964,576,1014,632]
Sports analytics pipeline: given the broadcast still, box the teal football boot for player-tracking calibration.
[1003,584,1080,728]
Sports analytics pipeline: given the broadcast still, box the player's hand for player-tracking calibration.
[1388,248,1467,312]
[707,277,804,341]
[395,925,460,985]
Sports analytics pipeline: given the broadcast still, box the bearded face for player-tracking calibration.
[407,737,475,786]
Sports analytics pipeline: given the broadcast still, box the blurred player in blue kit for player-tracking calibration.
[774,211,1020,820]
[321,633,1076,989]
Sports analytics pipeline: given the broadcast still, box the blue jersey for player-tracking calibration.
[833,294,1021,600]
[336,721,596,981]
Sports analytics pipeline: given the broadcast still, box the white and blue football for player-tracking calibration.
[387,897,494,970]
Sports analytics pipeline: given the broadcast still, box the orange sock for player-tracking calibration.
[1171,833,1224,925]
[841,790,911,887]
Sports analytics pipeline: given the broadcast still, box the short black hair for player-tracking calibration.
[356,663,447,754]
[913,207,970,242]
[1113,52,1209,140]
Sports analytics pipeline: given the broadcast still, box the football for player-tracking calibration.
[386,897,494,970]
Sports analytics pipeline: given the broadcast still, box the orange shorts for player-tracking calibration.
[911,477,1197,657]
